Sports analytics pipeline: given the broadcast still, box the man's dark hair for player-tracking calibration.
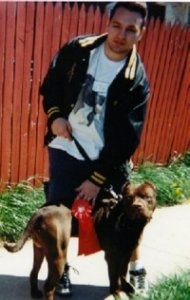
[109,2,148,26]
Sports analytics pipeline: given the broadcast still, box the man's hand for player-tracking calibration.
[51,117,72,140]
[76,180,100,202]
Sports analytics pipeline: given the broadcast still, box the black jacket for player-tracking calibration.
[40,34,150,187]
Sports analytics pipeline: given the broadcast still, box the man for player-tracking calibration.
[40,2,149,297]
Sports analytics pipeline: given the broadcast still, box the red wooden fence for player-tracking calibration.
[0,2,189,188]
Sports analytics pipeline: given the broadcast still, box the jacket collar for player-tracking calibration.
[78,34,137,80]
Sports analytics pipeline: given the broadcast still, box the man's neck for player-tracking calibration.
[104,41,129,61]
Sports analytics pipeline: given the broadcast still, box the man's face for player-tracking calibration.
[106,7,145,59]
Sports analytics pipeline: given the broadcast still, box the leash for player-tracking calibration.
[103,185,123,209]
[72,135,91,162]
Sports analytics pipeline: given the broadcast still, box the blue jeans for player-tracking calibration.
[44,148,129,209]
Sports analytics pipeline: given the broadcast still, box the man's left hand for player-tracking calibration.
[75,180,100,202]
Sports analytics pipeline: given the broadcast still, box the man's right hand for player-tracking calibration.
[51,118,72,140]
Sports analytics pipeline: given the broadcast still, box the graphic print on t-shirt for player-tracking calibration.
[73,74,105,128]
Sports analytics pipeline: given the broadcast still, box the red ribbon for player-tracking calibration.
[71,199,101,255]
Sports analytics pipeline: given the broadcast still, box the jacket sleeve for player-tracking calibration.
[40,48,66,125]
[40,40,80,127]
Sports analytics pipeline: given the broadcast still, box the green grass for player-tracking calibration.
[132,271,190,300]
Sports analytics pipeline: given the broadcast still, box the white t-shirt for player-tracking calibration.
[49,44,126,160]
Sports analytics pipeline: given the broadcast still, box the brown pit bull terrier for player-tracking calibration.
[94,180,156,299]
[4,180,156,300]
[4,205,72,300]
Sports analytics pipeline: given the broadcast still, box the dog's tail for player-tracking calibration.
[4,239,25,252]
[4,213,40,252]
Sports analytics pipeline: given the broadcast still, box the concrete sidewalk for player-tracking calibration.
[0,204,190,299]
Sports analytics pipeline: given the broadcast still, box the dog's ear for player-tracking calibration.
[144,180,156,192]
[122,181,133,196]
[143,180,157,211]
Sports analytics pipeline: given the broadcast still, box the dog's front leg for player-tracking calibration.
[105,251,122,294]
[119,254,135,296]
[30,244,44,298]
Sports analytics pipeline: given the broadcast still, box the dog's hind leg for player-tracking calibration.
[30,243,44,298]
[44,252,67,300]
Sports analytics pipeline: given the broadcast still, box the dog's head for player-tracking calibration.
[122,181,156,222]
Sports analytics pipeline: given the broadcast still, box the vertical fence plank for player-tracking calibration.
[19,2,35,182]
[86,5,94,33]
[0,2,6,188]
[180,88,190,151]
[139,18,154,70]
[153,24,176,163]
[1,2,16,187]
[51,2,63,59]
[100,7,109,33]
[27,2,45,182]
[10,2,26,183]
[69,2,79,39]
[93,6,101,34]
[179,88,190,152]
[60,3,71,45]
[78,3,86,35]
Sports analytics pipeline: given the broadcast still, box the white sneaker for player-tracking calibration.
[129,268,148,297]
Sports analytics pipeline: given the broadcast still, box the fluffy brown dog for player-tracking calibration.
[4,180,156,300]
[94,180,156,299]
[4,205,72,300]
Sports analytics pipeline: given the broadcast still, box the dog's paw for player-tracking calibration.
[104,291,129,300]
[104,295,115,300]
[117,291,129,299]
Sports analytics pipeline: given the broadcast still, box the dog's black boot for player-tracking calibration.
[55,263,72,297]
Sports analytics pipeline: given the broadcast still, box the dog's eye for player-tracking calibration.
[126,195,133,202]
[138,193,147,200]
[146,197,153,205]
[139,194,153,204]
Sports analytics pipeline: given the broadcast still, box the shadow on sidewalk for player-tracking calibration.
[0,275,108,300]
